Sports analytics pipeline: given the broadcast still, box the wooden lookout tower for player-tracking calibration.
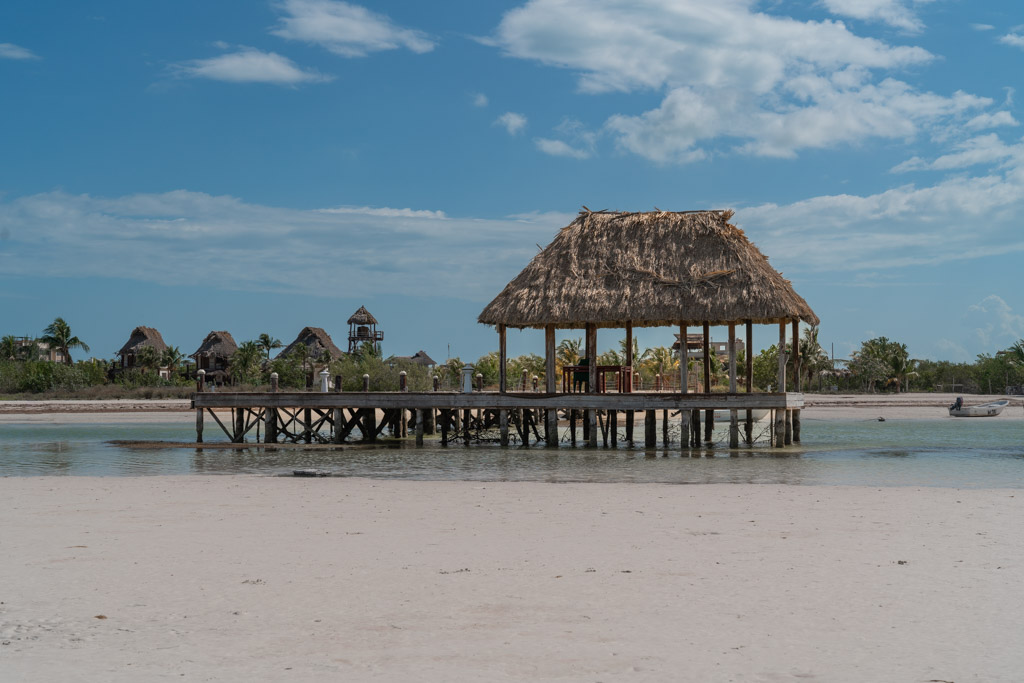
[347,306,383,354]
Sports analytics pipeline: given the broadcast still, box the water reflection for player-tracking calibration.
[0,420,1022,487]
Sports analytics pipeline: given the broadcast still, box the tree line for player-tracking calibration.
[5,318,1024,396]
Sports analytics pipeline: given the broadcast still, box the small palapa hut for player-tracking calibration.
[117,326,169,371]
[191,330,238,384]
[478,209,818,446]
[277,327,344,362]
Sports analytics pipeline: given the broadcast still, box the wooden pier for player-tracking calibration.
[191,388,803,449]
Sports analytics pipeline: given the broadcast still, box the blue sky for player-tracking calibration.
[2,0,1023,364]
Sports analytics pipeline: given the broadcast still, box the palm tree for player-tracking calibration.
[798,326,830,389]
[556,338,583,367]
[230,341,263,385]
[40,317,90,365]
[257,333,282,360]
[0,335,17,361]
[135,345,162,374]
[1007,340,1024,367]
[162,346,185,379]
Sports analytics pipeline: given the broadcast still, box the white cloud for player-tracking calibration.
[491,0,994,162]
[965,111,1019,131]
[535,138,590,159]
[472,93,489,107]
[737,135,1024,275]
[1000,33,1024,49]
[0,191,565,302]
[495,112,527,135]
[173,48,331,85]
[0,42,40,60]
[820,0,933,32]
[966,295,1024,349]
[273,0,434,57]
[971,24,994,31]
[891,134,1020,172]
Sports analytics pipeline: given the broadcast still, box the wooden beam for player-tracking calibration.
[545,324,557,446]
[728,322,739,449]
[586,323,597,447]
[745,320,753,446]
[498,323,507,394]
[680,323,690,450]
[194,391,805,411]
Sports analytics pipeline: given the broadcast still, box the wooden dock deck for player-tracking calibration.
[191,390,803,449]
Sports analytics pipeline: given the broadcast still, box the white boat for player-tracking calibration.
[947,399,1009,418]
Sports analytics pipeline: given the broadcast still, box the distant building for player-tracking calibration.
[191,330,237,386]
[672,333,744,361]
[12,336,66,363]
[277,327,344,387]
[347,306,383,355]
[389,350,437,368]
[117,326,170,379]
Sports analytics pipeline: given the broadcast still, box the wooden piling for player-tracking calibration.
[196,404,204,443]
[545,324,558,447]
[644,410,656,448]
[500,409,509,446]
[415,409,424,446]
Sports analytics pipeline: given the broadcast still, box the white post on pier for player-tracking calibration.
[461,365,475,393]
[319,369,330,393]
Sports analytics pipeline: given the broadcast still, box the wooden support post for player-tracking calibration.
[776,322,787,447]
[500,409,509,446]
[570,410,577,445]
[334,375,342,392]
[265,406,276,444]
[703,322,713,442]
[544,324,558,447]
[680,323,690,450]
[498,323,507,393]
[399,371,407,392]
[415,409,424,446]
[610,410,617,446]
[626,321,635,444]
[792,319,802,443]
[728,322,739,450]
[365,408,377,443]
[745,320,753,446]
[691,409,700,449]
[662,409,669,446]
[362,374,370,392]
[587,323,597,447]
[626,411,634,443]
[332,408,342,444]
[462,409,470,445]
[270,372,278,393]
[196,405,204,443]
[644,410,656,448]
[785,410,793,445]
[233,408,244,443]
[303,407,312,444]
[440,409,449,446]
[424,407,435,435]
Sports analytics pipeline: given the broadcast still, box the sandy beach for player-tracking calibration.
[1,476,1021,682]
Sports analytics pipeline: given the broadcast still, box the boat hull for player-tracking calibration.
[948,400,1009,418]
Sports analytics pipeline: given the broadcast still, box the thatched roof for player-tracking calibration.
[118,326,168,355]
[191,331,238,359]
[277,327,344,360]
[478,209,818,329]
[347,306,378,326]
[391,350,437,366]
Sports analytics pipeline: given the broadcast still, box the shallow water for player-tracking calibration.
[1,417,1022,487]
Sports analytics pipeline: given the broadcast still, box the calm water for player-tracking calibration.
[1,417,1023,487]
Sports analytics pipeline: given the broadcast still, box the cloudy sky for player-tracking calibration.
[2,0,1023,363]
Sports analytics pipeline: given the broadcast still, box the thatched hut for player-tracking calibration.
[390,350,437,367]
[479,209,817,446]
[347,306,383,354]
[191,331,237,384]
[277,327,344,362]
[117,326,170,377]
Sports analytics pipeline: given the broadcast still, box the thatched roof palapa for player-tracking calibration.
[478,209,818,329]
[190,331,238,360]
[118,326,168,355]
[347,306,378,326]
[277,327,344,360]
[391,350,437,366]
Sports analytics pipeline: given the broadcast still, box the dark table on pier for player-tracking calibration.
[561,365,633,393]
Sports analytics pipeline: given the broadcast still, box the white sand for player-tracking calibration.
[2,477,1022,682]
